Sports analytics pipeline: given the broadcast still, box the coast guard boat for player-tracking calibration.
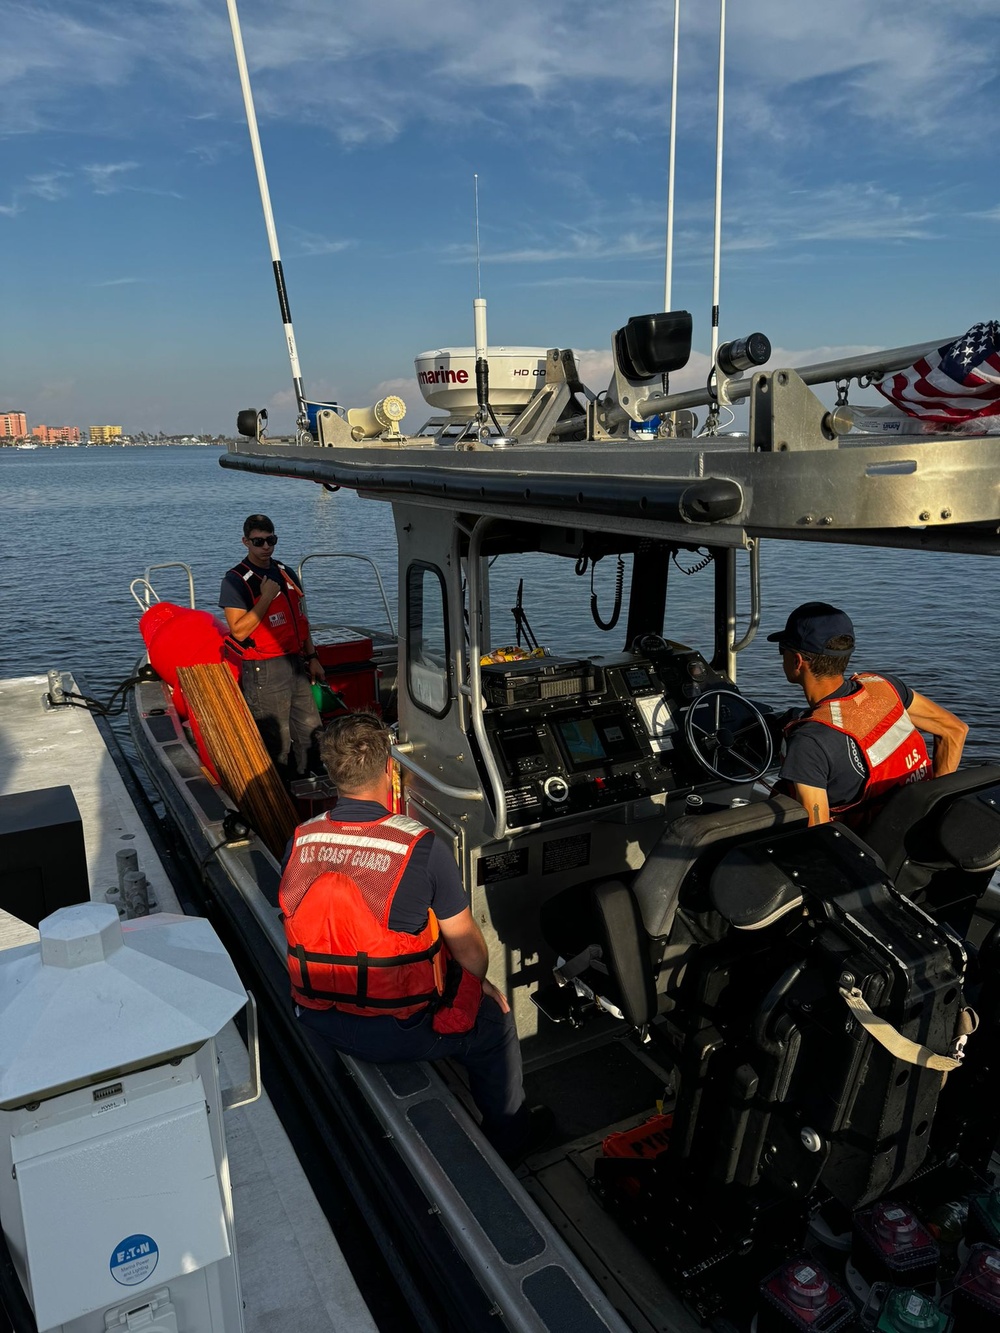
[129,313,1000,1332]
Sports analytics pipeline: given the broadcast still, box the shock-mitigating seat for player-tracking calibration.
[540,794,807,1030]
[861,763,1000,933]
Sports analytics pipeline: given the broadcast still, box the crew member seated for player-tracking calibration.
[768,601,968,827]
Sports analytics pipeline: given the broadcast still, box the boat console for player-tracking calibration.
[480,646,771,828]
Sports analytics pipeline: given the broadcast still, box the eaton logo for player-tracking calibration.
[109,1233,159,1287]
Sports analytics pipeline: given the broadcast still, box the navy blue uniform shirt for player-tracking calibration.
[779,673,913,808]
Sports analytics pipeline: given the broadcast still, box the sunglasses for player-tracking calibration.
[247,534,278,547]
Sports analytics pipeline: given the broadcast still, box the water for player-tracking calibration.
[2,445,997,761]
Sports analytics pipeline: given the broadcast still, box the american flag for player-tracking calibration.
[875,321,1000,423]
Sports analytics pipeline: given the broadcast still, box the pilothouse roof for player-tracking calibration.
[224,352,1000,558]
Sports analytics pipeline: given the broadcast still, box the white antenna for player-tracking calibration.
[472,174,490,438]
[663,0,681,311]
[474,173,483,300]
[709,0,726,364]
[225,0,307,425]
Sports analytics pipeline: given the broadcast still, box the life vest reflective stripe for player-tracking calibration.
[785,673,930,818]
[223,560,309,661]
[279,813,447,1015]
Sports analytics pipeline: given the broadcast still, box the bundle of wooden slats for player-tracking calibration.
[176,662,299,859]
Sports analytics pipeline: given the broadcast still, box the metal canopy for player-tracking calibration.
[222,425,1000,556]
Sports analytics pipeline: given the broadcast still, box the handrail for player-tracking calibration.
[297,552,396,636]
[129,577,158,612]
[731,538,761,655]
[634,334,962,419]
[466,516,510,839]
[391,744,483,803]
[221,992,262,1110]
[141,562,196,609]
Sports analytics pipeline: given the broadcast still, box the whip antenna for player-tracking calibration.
[663,0,681,312]
[709,0,726,365]
[225,0,307,428]
[475,173,483,300]
[473,173,494,441]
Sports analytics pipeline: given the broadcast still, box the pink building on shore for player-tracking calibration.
[32,424,82,444]
[1,411,28,439]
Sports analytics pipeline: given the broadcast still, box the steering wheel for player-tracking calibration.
[683,688,773,782]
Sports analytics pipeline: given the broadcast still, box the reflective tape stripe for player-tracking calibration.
[296,831,412,856]
[865,712,916,768]
[382,813,427,837]
[828,700,844,728]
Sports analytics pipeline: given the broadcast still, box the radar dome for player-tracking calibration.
[414,347,548,414]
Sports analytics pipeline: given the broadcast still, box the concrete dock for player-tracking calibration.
[0,674,377,1333]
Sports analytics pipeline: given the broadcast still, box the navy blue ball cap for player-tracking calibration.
[766,602,855,656]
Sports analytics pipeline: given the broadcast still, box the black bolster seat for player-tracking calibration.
[541,795,809,1030]
[861,764,1000,920]
[631,793,808,938]
[937,789,1000,869]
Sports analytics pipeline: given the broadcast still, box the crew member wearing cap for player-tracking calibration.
[768,602,968,827]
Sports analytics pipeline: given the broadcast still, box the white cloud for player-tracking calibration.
[3,1,994,152]
[516,276,656,290]
[473,230,664,266]
[574,349,614,389]
[24,172,70,201]
[727,180,939,254]
[290,230,353,258]
[371,377,416,399]
[82,162,139,194]
[267,388,297,410]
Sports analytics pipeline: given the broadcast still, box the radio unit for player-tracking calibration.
[481,657,599,709]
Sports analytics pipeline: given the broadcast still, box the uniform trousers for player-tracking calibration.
[239,652,320,779]
[298,994,530,1158]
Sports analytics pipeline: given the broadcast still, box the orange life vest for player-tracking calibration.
[279,811,447,1015]
[223,559,309,661]
[785,673,930,819]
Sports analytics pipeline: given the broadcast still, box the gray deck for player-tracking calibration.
[0,674,376,1333]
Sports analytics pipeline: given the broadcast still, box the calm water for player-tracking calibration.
[2,446,997,761]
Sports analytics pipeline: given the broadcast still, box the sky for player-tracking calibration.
[1,0,999,436]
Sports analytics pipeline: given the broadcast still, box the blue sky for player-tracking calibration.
[2,0,998,435]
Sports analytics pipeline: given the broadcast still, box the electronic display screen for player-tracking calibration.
[556,718,607,768]
[499,729,545,774]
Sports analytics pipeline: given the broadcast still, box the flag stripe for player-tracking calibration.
[876,323,1000,423]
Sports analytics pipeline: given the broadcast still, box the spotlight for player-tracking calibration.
[716,333,771,377]
[236,408,268,442]
[614,311,693,380]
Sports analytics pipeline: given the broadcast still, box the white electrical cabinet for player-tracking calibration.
[0,904,250,1333]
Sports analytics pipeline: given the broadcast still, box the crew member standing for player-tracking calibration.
[279,712,547,1163]
[768,601,968,827]
[219,513,324,781]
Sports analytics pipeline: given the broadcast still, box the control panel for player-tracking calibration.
[478,645,729,829]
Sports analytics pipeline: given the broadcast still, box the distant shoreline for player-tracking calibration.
[0,440,232,449]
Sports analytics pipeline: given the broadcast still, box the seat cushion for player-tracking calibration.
[632,794,807,938]
[936,788,1000,871]
[862,764,1000,878]
[710,843,805,930]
